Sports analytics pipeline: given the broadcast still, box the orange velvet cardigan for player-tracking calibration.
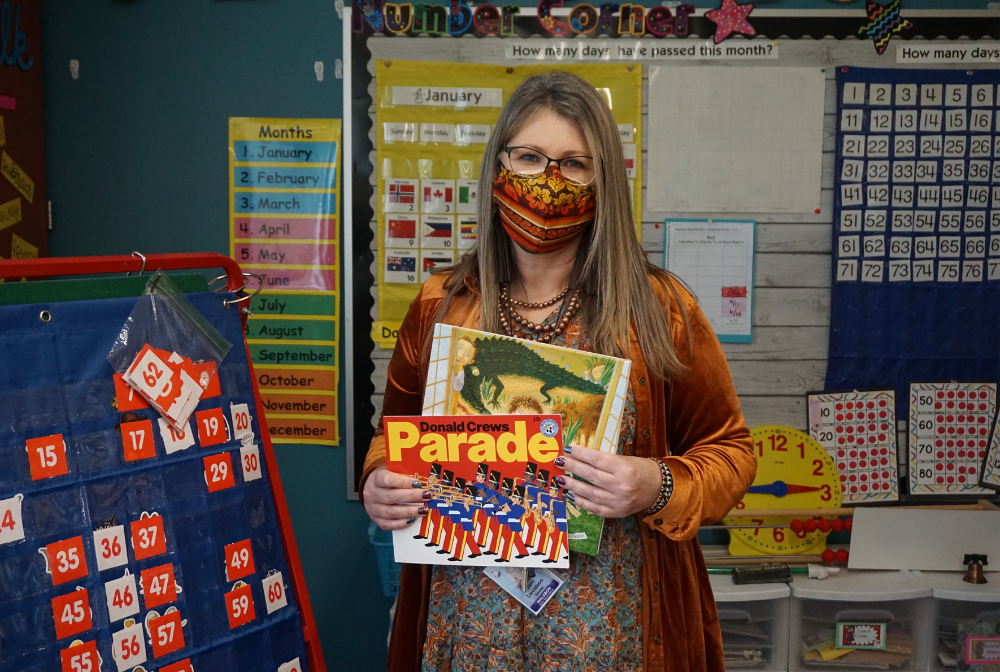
[361,271,756,672]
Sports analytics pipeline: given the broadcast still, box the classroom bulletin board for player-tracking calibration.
[228,118,342,446]
[371,61,643,347]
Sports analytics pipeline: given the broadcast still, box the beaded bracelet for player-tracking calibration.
[645,458,674,515]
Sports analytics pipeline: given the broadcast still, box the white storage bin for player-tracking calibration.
[789,569,934,672]
[710,574,791,671]
[914,570,1000,671]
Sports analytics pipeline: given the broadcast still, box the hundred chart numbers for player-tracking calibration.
[908,381,996,495]
[807,388,899,503]
[828,68,1000,416]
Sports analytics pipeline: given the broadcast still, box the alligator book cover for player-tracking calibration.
[422,324,632,556]
[386,414,570,568]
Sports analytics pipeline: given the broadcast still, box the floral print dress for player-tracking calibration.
[420,312,644,672]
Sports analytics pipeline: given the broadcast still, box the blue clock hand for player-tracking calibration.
[746,480,789,497]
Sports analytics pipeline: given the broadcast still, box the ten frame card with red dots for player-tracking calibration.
[978,409,1000,491]
[908,382,997,495]
[807,389,899,503]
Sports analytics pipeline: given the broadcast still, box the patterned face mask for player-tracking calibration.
[493,165,596,254]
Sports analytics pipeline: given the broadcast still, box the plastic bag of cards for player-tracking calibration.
[107,271,231,428]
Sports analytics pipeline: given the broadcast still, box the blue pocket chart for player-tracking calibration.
[0,291,309,672]
[827,66,1000,419]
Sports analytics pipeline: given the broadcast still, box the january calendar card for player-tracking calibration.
[979,408,1000,491]
[423,324,631,555]
[385,415,569,568]
[908,381,997,496]
[663,219,756,343]
[807,388,899,503]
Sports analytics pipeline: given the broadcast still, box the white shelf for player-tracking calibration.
[790,569,932,602]
[913,570,1000,603]
[710,574,791,602]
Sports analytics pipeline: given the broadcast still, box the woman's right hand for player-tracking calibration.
[363,466,429,530]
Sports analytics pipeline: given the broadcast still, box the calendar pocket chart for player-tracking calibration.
[806,389,899,504]
[827,67,1000,418]
[0,290,315,672]
[907,381,997,496]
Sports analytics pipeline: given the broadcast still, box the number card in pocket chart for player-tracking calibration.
[0,288,320,672]
[807,389,900,503]
[908,381,997,496]
[828,67,1000,417]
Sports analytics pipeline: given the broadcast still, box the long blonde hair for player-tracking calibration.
[441,71,689,381]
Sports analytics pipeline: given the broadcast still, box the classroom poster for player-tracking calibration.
[229,118,341,445]
[373,61,643,348]
[0,0,47,265]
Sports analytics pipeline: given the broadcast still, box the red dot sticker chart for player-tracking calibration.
[908,382,997,496]
[980,410,1000,490]
[808,389,900,503]
[0,294,308,672]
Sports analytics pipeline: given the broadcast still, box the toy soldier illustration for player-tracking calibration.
[448,484,483,561]
[495,484,531,562]
[414,463,444,540]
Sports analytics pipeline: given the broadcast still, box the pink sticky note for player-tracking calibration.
[0,95,15,111]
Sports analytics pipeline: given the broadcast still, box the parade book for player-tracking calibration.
[386,415,570,568]
[422,324,632,556]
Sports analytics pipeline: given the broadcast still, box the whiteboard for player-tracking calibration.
[646,66,826,214]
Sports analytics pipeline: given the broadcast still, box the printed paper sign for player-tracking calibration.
[60,640,100,672]
[278,658,303,672]
[421,215,455,249]
[113,374,149,411]
[121,419,157,462]
[26,433,69,480]
[159,417,195,455]
[204,452,236,493]
[384,178,419,214]
[226,584,256,629]
[224,539,256,582]
[196,407,229,447]
[149,609,185,658]
[112,622,147,671]
[420,251,455,282]
[264,571,288,614]
[384,248,419,284]
[104,573,140,622]
[456,179,478,215]
[240,444,262,482]
[482,566,564,615]
[160,659,193,672]
[391,86,503,108]
[94,525,128,571]
[386,214,418,248]
[230,403,253,441]
[140,563,177,609]
[47,536,89,586]
[458,216,477,250]
[836,622,887,649]
[52,588,93,639]
[131,515,167,561]
[0,494,24,545]
[386,414,569,568]
[421,179,455,214]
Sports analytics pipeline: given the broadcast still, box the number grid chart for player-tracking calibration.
[807,389,900,503]
[907,382,997,496]
[827,67,1000,420]
[980,408,1000,490]
[0,292,312,672]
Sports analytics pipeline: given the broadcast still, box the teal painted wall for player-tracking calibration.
[36,1,994,670]
[40,2,393,671]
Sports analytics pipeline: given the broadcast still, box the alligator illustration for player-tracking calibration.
[458,336,609,415]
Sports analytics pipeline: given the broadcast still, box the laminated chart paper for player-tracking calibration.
[229,118,341,445]
[908,381,996,496]
[373,61,643,347]
[981,411,1000,490]
[424,325,631,555]
[807,388,900,503]
[386,414,569,568]
[663,219,755,342]
[646,66,826,214]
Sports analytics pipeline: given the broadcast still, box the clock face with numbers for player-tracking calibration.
[724,426,842,555]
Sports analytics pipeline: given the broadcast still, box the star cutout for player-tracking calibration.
[705,0,756,45]
[859,0,913,55]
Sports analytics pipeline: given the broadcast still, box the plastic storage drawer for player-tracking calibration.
[711,574,791,671]
[914,570,1000,672]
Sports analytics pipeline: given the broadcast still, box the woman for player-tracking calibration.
[362,71,756,672]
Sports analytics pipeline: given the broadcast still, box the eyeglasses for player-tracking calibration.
[501,146,596,185]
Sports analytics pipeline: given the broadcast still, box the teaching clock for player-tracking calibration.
[724,425,842,556]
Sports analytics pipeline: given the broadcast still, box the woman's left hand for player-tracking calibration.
[555,446,663,518]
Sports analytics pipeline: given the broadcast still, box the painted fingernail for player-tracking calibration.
[411,480,422,488]
[565,491,576,502]
[406,517,416,524]
[555,475,567,486]
[563,445,573,454]
[418,507,429,515]
[554,456,566,467]
[422,490,433,500]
